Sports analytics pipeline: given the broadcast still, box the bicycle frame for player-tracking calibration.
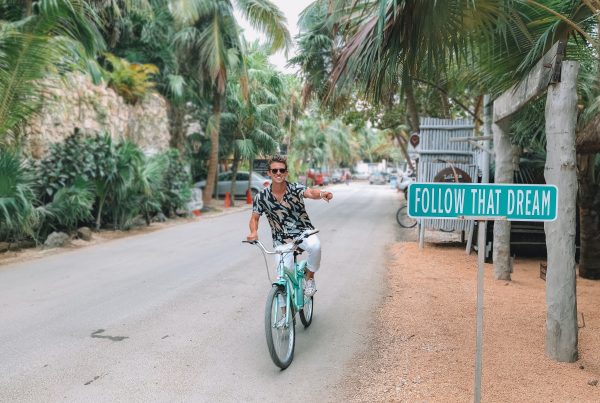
[244,230,318,324]
[246,241,306,319]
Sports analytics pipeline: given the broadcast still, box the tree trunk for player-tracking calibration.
[439,93,451,119]
[23,0,32,16]
[229,151,240,208]
[404,79,420,133]
[492,117,512,280]
[203,91,222,207]
[248,158,254,195]
[394,133,414,172]
[438,80,451,119]
[168,103,186,154]
[473,95,484,133]
[577,154,600,279]
[544,61,579,363]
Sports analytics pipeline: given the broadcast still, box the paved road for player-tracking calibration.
[0,183,403,402]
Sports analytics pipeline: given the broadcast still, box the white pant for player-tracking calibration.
[274,234,321,273]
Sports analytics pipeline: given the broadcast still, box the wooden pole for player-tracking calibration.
[491,117,512,280]
[474,218,486,403]
[544,61,579,362]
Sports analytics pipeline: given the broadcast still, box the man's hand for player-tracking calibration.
[247,232,258,241]
[320,191,333,202]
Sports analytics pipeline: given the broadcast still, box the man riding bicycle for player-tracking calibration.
[246,155,333,296]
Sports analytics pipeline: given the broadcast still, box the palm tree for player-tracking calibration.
[288,0,338,107]
[170,0,290,208]
[473,1,600,280]
[0,0,105,148]
[100,0,193,153]
[325,0,506,132]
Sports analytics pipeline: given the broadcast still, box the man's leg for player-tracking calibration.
[301,235,321,295]
[273,252,294,275]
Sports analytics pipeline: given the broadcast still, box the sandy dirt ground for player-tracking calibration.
[337,234,600,402]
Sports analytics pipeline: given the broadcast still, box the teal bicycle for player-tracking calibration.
[243,229,318,369]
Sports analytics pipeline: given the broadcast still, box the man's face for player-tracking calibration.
[268,162,288,184]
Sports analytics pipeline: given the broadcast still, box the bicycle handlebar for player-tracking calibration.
[242,229,319,255]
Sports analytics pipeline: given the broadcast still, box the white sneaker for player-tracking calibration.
[304,278,317,296]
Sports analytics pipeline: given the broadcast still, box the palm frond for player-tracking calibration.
[235,0,291,53]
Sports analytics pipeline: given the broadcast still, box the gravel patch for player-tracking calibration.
[337,240,600,402]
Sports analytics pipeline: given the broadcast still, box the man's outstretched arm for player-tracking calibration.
[304,188,333,202]
[247,213,260,241]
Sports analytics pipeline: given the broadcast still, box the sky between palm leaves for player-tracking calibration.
[236,0,314,73]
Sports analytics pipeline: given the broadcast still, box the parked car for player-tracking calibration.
[306,169,324,186]
[195,171,271,198]
[369,172,387,185]
[352,172,370,180]
[331,171,343,184]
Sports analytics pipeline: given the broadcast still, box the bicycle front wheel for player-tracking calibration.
[265,285,295,369]
[299,295,313,327]
[396,205,417,228]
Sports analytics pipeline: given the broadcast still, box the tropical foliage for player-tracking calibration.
[0,0,105,148]
[102,53,159,104]
[0,151,37,241]
[168,0,291,207]
[4,0,599,282]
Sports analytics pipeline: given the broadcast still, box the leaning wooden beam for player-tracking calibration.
[494,41,565,123]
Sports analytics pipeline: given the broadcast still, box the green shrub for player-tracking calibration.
[35,130,96,202]
[0,151,37,242]
[137,154,167,225]
[38,178,94,236]
[35,130,117,196]
[33,133,186,231]
[35,131,119,230]
[161,149,192,216]
[107,141,145,229]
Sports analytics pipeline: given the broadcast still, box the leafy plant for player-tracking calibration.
[105,141,144,229]
[109,145,168,229]
[161,149,191,216]
[40,178,94,235]
[35,130,109,197]
[0,0,104,147]
[137,154,167,225]
[0,151,37,242]
[103,53,159,104]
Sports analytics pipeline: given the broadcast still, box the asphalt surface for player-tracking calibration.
[0,182,403,402]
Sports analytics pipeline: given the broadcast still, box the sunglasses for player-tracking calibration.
[270,168,287,174]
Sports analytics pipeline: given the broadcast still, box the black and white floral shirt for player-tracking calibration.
[252,182,315,246]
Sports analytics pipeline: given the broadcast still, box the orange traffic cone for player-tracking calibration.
[225,192,231,208]
[246,189,252,204]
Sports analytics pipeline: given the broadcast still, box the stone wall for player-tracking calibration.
[26,73,170,158]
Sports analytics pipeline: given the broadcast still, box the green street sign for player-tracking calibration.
[407,183,558,221]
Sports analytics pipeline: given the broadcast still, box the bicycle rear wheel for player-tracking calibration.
[265,285,295,369]
[396,205,417,228]
[299,295,313,327]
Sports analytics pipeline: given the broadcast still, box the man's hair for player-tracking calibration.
[268,155,287,170]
